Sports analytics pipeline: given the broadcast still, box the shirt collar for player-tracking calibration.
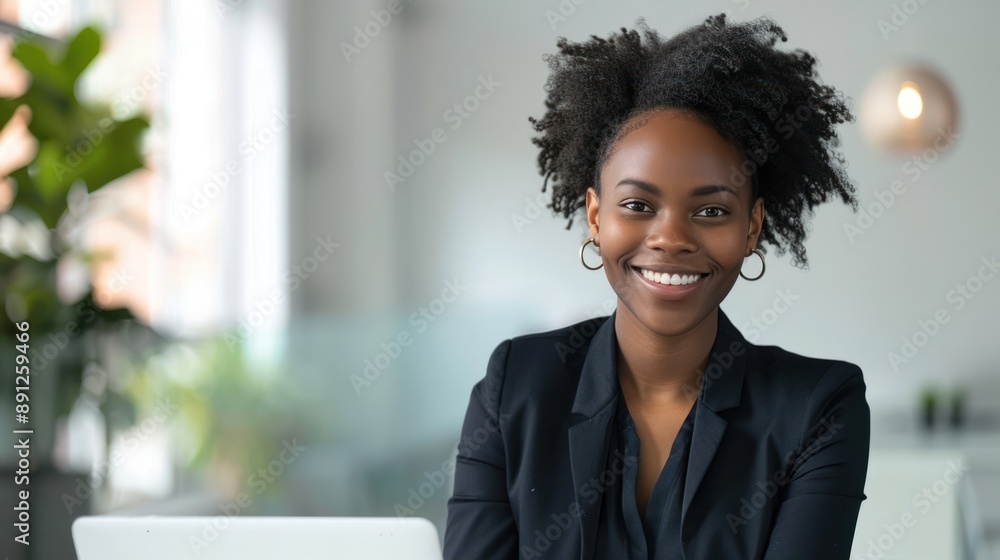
[571,306,750,419]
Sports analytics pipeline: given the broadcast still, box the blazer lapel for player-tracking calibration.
[567,310,619,560]
[567,307,749,560]
[682,308,749,534]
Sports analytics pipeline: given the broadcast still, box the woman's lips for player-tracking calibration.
[632,266,708,301]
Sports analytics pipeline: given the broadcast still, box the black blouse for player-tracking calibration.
[593,381,698,559]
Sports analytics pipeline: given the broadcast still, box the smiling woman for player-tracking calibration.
[443,12,869,560]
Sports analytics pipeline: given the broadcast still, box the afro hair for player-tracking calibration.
[527,13,858,269]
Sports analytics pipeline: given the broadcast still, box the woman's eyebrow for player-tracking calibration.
[616,178,737,197]
[691,184,738,197]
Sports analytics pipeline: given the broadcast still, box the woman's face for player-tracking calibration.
[585,108,765,336]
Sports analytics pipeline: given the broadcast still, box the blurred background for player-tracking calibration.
[0,0,997,558]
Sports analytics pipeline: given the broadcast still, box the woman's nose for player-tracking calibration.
[645,214,698,252]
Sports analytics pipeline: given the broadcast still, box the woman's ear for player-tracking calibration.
[748,196,765,251]
[585,187,600,242]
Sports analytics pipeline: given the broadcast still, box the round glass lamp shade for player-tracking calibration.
[859,64,959,154]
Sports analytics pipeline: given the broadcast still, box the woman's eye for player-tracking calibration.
[696,207,729,218]
[622,201,650,212]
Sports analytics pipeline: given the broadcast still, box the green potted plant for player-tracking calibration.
[947,386,965,430]
[0,23,157,467]
[918,384,938,430]
[121,334,325,505]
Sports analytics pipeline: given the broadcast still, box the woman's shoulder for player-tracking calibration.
[491,313,610,366]
[745,341,867,403]
[736,343,869,458]
[508,313,610,343]
[478,314,611,401]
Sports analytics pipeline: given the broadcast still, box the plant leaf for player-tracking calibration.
[61,26,102,84]
[12,41,73,97]
[32,140,76,202]
[77,116,149,192]
[8,165,64,228]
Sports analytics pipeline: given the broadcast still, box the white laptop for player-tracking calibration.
[72,516,443,560]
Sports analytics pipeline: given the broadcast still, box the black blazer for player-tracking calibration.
[442,307,870,560]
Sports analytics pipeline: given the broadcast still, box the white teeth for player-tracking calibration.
[639,268,703,286]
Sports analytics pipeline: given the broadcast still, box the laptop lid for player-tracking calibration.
[72,516,443,560]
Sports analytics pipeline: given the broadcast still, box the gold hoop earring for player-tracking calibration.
[740,248,765,281]
[580,237,603,270]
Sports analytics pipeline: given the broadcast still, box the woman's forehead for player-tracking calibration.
[600,111,747,193]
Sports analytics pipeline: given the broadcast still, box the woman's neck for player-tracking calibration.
[614,305,717,408]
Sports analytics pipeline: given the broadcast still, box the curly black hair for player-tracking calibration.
[527,13,858,269]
